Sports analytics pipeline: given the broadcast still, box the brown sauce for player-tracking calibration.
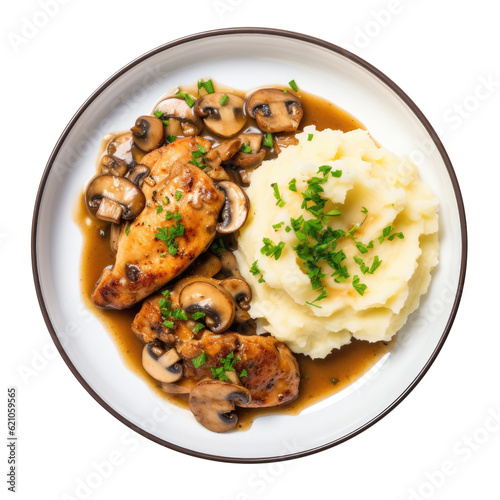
[75,87,393,430]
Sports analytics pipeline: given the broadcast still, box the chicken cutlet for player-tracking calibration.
[92,137,225,309]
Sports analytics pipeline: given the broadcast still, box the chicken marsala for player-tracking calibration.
[92,137,225,309]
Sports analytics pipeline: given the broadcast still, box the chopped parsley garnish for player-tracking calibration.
[378,225,404,243]
[249,260,261,275]
[197,79,215,94]
[162,119,169,126]
[209,237,226,254]
[175,92,195,107]
[219,94,229,106]
[272,221,285,229]
[193,143,207,157]
[163,196,170,205]
[378,225,393,244]
[156,205,163,214]
[354,255,382,275]
[272,183,286,208]
[163,210,182,222]
[361,206,368,214]
[352,275,367,296]
[240,142,252,153]
[193,323,205,334]
[306,287,327,308]
[261,238,285,260]
[163,320,175,329]
[211,352,240,381]
[307,133,314,141]
[289,79,299,92]
[167,134,176,143]
[175,191,183,201]
[240,369,248,378]
[155,222,185,256]
[388,232,404,241]
[154,110,163,118]
[170,308,188,321]
[192,311,206,321]
[188,143,208,169]
[250,260,265,283]
[288,178,297,192]
[160,252,166,258]
[124,222,131,236]
[191,351,207,368]
[263,132,273,148]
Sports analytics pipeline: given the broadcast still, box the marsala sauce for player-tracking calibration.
[75,87,393,430]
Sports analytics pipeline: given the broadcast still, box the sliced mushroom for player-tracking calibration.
[216,181,249,234]
[195,93,247,138]
[154,97,203,137]
[189,379,251,432]
[204,138,242,181]
[161,382,191,396]
[245,88,303,133]
[130,115,164,152]
[186,252,222,278]
[106,132,144,168]
[179,280,235,334]
[142,341,183,383]
[231,133,266,168]
[85,174,146,223]
[220,277,252,310]
[126,164,151,187]
[218,251,241,277]
[220,277,252,323]
[100,154,128,177]
[274,132,300,155]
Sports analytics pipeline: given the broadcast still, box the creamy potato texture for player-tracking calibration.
[235,126,439,359]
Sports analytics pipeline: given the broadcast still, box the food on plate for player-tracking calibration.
[235,126,439,358]
[78,79,439,432]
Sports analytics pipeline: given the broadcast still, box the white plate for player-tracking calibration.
[32,28,467,462]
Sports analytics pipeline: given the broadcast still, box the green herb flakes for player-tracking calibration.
[191,351,207,368]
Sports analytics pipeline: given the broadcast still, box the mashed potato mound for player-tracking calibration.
[235,126,439,359]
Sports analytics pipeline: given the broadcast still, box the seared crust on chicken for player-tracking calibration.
[92,137,225,309]
[132,293,300,408]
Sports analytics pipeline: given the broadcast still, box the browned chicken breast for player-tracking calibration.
[132,293,300,407]
[92,137,225,309]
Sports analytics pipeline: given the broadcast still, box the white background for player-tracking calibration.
[2,0,499,499]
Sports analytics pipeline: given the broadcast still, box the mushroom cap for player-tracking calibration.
[130,115,164,152]
[194,93,247,138]
[245,88,303,133]
[142,341,183,383]
[126,164,151,187]
[189,379,251,432]
[220,276,252,323]
[154,97,203,136]
[85,174,146,221]
[216,181,250,234]
[179,280,235,334]
[218,251,241,278]
[106,132,144,168]
[220,277,252,311]
[100,154,128,177]
[186,252,222,279]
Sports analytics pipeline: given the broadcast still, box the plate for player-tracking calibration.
[32,28,467,463]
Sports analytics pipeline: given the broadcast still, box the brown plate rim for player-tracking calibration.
[31,27,468,464]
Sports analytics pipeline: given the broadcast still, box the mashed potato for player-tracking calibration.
[235,126,439,359]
